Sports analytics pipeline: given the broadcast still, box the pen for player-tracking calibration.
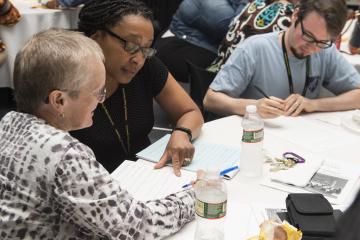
[253,85,270,99]
[182,166,239,188]
[181,183,193,188]
[220,166,239,176]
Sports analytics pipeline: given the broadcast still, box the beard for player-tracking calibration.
[290,46,307,59]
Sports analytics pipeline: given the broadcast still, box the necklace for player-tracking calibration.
[101,87,130,155]
[281,31,311,96]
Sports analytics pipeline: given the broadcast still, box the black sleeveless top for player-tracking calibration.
[71,57,168,172]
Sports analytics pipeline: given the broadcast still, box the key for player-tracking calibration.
[270,166,289,172]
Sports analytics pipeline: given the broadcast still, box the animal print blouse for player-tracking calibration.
[0,111,195,239]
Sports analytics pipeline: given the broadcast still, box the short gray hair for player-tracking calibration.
[14,28,104,114]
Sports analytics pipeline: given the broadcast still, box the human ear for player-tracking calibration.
[47,90,66,114]
[291,8,300,24]
[90,30,105,42]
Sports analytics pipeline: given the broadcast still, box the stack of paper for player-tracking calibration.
[111,160,196,201]
[136,134,241,176]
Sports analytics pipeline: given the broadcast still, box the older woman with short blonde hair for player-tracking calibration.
[0,29,195,239]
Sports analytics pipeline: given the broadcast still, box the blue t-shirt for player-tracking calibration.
[59,0,87,7]
[210,32,360,100]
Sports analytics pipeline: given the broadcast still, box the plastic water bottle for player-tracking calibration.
[194,170,227,240]
[240,105,264,177]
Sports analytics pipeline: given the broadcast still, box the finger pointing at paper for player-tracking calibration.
[154,130,195,177]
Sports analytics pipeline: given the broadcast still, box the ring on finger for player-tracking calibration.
[183,157,192,166]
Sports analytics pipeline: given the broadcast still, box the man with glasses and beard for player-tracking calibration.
[203,0,360,119]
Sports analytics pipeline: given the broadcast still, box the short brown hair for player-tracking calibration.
[297,0,347,38]
[14,29,104,114]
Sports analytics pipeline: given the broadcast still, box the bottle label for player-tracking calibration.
[242,129,264,143]
[195,199,227,219]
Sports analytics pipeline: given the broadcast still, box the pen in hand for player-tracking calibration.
[182,166,239,188]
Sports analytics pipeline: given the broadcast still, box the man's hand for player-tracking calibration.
[284,94,315,116]
[256,96,285,119]
[154,130,195,177]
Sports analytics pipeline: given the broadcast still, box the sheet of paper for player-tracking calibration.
[165,204,259,240]
[136,134,241,174]
[264,150,324,187]
[264,116,357,153]
[225,204,260,240]
[250,203,286,225]
[303,110,355,126]
[261,159,360,205]
[111,160,196,202]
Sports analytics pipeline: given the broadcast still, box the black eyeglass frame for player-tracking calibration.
[298,18,334,49]
[103,28,156,58]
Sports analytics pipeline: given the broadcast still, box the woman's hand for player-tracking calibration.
[154,130,195,177]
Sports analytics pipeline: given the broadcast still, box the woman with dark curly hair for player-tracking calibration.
[71,0,203,176]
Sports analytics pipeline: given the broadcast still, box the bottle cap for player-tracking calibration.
[246,105,257,113]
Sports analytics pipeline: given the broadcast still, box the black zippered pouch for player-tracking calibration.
[286,193,336,237]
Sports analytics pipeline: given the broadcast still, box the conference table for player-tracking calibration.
[113,111,360,240]
[0,0,80,88]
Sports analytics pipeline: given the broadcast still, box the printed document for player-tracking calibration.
[136,134,241,173]
[262,159,360,205]
[111,160,196,201]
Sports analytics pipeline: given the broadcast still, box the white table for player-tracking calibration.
[0,0,80,88]
[114,111,360,240]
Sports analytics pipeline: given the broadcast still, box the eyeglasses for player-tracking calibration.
[103,28,157,59]
[93,85,106,103]
[44,86,106,103]
[299,19,333,49]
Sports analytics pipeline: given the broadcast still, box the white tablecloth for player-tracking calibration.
[112,111,360,240]
[0,0,80,88]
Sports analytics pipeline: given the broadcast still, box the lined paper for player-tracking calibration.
[136,134,241,173]
[111,160,196,201]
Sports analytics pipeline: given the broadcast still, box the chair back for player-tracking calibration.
[185,60,218,121]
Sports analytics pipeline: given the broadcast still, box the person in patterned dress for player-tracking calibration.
[0,29,196,239]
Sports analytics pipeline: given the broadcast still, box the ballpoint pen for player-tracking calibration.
[182,166,239,188]
[253,85,270,99]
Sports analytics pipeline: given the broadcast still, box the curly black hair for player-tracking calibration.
[78,0,154,37]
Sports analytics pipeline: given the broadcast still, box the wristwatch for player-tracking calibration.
[172,126,192,141]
